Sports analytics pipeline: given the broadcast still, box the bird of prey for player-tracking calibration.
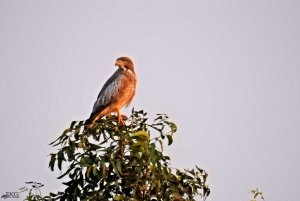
[85,57,137,125]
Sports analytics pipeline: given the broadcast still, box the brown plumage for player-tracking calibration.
[85,57,137,125]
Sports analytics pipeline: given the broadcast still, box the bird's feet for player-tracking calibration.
[117,115,128,125]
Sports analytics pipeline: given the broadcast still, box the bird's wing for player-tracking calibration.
[90,69,124,116]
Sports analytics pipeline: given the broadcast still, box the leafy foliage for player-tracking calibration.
[48,109,210,200]
[20,181,51,201]
[250,188,265,201]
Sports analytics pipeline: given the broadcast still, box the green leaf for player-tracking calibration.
[49,154,56,171]
[113,195,125,200]
[57,165,73,179]
[195,165,204,174]
[80,156,93,167]
[57,150,65,170]
[89,143,102,150]
[165,121,177,132]
[85,166,93,179]
[101,162,107,176]
[49,192,57,197]
[158,140,163,152]
[204,187,210,197]
[131,141,148,151]
[49,128,71,146]
[116,160,122,175]
[92,166,99,177]
[166,134,173,145]
[188,169,195,176]
[111,161,121,177]
[154,115,163,121]
[131,130,149,141]
[65,147,74,161]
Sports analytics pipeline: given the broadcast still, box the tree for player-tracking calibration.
[249,188,265,201]
[46,109,210,200]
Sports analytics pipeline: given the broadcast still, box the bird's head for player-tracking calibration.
[115,57,134,72]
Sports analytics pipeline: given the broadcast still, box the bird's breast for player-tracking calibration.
[117,72,136,107]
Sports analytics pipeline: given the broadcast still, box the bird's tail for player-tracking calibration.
[83,117,94,133]
[84,114,95,125]
[84,118,92,126]
[84,112,102,126]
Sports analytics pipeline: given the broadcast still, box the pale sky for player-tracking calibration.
[0,1,299,200]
